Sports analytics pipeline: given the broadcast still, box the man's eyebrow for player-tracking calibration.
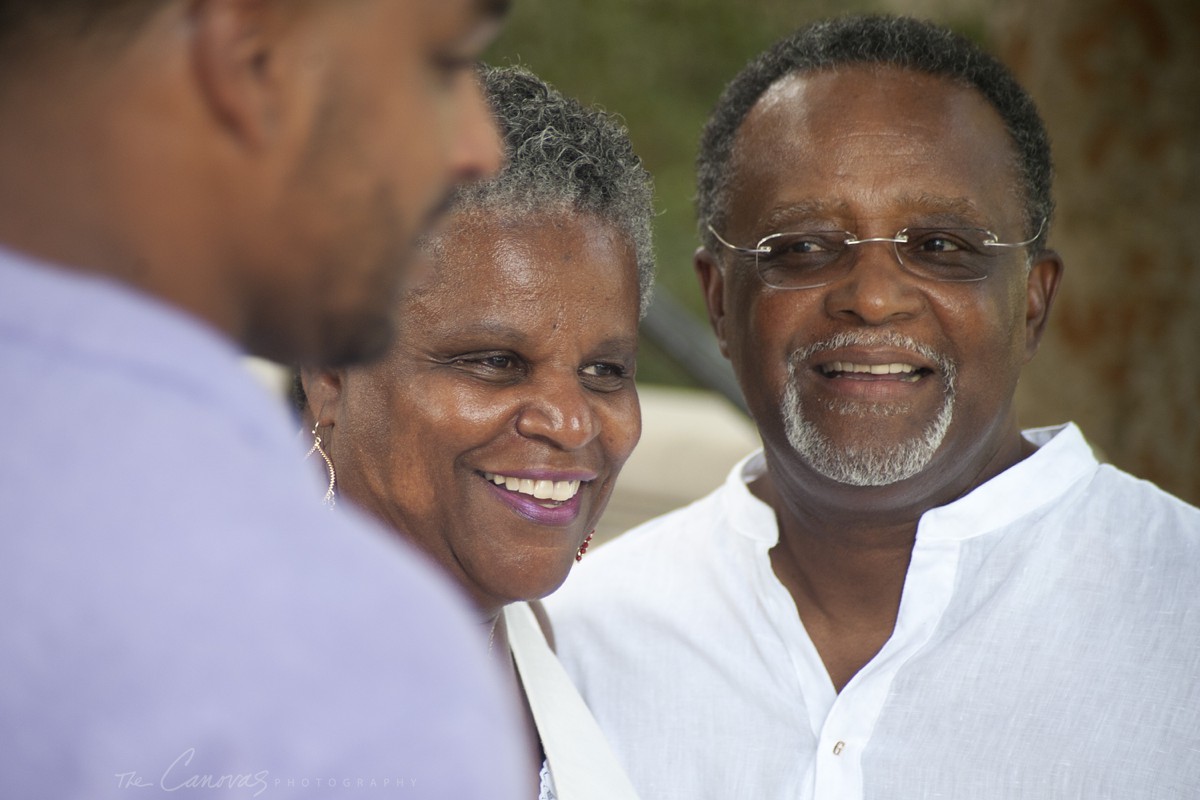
[760,201,851,229]
[900,193,984,218]
[758,196,989,230]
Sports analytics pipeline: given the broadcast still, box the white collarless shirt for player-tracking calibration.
[547,424,1200,799]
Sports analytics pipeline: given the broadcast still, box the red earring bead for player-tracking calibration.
[576,532,594,562]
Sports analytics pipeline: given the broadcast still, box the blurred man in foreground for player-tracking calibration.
[549,15,1200,800]
[0,1,528,798]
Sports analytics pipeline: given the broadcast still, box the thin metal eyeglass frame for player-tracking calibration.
[706,217,1047,290]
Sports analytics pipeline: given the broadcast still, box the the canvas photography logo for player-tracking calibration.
[114,746,421,796]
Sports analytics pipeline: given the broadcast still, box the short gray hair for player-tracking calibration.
[454,64,656,317]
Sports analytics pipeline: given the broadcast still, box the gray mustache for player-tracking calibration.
[788,331,956,384]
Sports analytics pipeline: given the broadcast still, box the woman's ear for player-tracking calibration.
[300,367,344,429]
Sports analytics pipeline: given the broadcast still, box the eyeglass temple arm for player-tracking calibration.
[706,224,769,255]
[982,217,1047,248]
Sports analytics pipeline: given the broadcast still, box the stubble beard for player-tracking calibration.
[280,81,415,369]
[782,332,958,487]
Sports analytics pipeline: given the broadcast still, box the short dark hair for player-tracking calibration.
[696,14,1053,250]
[451,64,656,316]
[0,1,160,50]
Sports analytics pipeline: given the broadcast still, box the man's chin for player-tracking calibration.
[789,431,939,487]
[782,384,954,487]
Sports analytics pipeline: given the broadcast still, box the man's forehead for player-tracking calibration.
[756,194,988,229]
[749,65,981,129]
[723,65,1021,230]
[732,65,1012,173]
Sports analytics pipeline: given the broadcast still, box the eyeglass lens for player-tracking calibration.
[755,227,1009,289]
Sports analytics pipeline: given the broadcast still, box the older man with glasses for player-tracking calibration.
[547,14,1200,800]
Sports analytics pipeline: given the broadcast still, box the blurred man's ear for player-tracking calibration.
[189,0,299,150]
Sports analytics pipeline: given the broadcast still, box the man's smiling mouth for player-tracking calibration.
[818,361,933,383]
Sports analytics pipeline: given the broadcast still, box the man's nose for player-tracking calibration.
[822,240,926,326]
[448,72,504,184]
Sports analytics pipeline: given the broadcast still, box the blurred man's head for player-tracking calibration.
[0,0,510,366]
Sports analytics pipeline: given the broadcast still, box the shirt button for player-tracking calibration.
[832,741,846,755]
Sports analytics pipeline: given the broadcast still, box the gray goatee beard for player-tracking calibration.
[782,331,957,487]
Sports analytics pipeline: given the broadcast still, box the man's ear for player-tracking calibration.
[1023,250,1064,362]
[189,0,297,149]
[695,246,731,359]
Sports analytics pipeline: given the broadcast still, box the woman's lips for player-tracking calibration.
[481,471,582,502]
[480,471,589,526]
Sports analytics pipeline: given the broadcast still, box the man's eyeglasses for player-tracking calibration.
[706,219,1046,290]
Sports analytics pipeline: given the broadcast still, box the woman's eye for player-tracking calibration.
[581,363,630,386]
[451,353,519,373]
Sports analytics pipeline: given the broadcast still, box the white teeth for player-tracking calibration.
[482,472,583,503]
[825,361,918,375]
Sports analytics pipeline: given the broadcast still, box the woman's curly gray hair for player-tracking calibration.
[453,64,656,317]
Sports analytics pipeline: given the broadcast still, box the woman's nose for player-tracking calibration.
[514,377,599,451]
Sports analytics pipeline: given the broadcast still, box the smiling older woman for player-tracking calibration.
[297,66,653,799]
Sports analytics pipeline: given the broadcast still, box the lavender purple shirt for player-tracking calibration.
[0,247,526,799]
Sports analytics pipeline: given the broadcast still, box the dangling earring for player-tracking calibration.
[305,423,336,509]
[576,531,594,562]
